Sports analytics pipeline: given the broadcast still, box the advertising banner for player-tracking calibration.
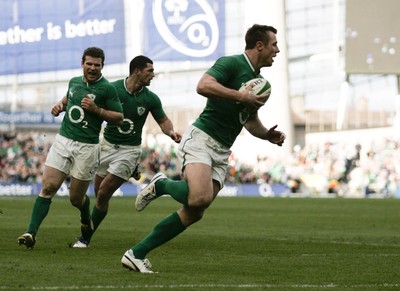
[0,182,390,198]
[0,112,62,125]
[0,0,125,75]
[0,182,291,197]
[144,0,225,61]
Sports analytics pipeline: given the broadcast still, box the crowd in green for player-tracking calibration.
[1,132,399,196]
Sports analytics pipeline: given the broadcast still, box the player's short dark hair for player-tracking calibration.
[82,47,105,65]
[245,24,277,50]
[129,55,153,75]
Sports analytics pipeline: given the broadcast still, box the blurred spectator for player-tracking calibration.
[0,132,50,183]
[1,132,400,197]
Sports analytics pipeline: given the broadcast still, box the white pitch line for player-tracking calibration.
[301,253,400,257]
[1,283,400,290]
[272,237,400,248]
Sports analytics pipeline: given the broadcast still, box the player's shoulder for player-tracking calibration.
[89,76,113,89]
[110,78,124,86]
[216,53,243,64]
[99,77,118,89]
[108,79,126,96]
[144,87,158,98]
[211,54,246,73]
[69,76,83,84]
[209,54,248,81]
[99,76,114,85]
[140,88,162,109]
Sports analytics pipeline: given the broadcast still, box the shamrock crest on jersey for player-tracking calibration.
[87,93,96,100]
[137,107,145,116]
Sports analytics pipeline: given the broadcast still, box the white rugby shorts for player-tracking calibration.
[45,134,100,181]
[178,125,231,188]
[96,138,142,181]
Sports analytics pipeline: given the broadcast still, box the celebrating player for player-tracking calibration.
[72,55,181,248]
[18,47,123,249]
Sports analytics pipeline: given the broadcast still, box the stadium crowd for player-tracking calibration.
[1,132,400,196]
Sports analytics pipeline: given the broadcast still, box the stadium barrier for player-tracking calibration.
[0,182,290,197]
[1,182,398,198]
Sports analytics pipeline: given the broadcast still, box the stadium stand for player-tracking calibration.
[1,132,399,197]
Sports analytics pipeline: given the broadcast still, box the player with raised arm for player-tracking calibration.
[72,55,181,248]
[18,47,123,249]
[121,24,285,273]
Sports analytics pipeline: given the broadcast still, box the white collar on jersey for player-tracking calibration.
[243,52,258,74]
[82,75,103,85]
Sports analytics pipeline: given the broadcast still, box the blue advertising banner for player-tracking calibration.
[0,0,125,75]
[0,112,62,125]
[0,182,390,198]
[0,182,391,198]
[144,0,225,61]
[0,182,292,197]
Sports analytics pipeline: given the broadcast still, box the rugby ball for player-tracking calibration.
[239,78,271,102]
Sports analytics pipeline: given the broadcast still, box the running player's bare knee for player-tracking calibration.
[41,182,58,197]
[190,196,212,209]
[96,193,109,211]
[188,190,213,208]
[182,207,205,225]
[69,196,82,208]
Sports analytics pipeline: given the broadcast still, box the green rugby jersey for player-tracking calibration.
[193,53,263,148]
[104,78,166,146]
[59,76,122,144]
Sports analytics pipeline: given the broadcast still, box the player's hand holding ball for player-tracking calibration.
[239,78,271,112]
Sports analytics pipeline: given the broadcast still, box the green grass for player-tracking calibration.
[1,196,400,290]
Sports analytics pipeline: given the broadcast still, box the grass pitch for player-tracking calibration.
[1,196,400,290]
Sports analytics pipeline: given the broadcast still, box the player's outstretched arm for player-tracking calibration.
[244,113,286,146]
[265,125,286,146]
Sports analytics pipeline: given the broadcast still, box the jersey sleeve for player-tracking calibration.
[104,84,123,113]
[149,92,166,121]
[206,56,239,85]
[65,78,73,98]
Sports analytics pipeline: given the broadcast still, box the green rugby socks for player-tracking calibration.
[91,205,107,231]
[132,212,186,259]
[79,195,91,225]
[27,196,52,235]
[156,179,189,205]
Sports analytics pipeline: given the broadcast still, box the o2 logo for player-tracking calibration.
[152,0,221,57]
